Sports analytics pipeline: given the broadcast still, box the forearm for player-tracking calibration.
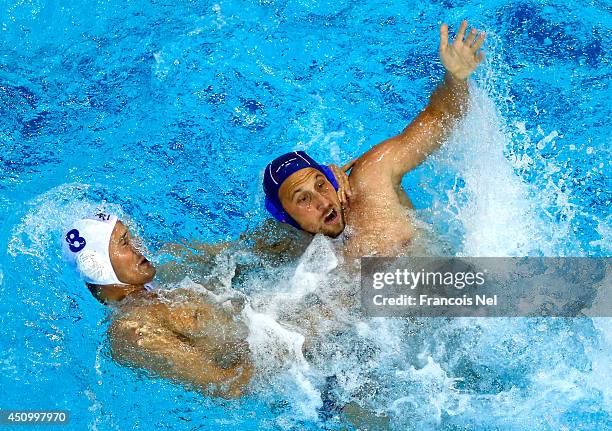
[109,314,252,398]
[383,72,468,174]
[159,348,253,398]
[402,72,468,138]
[350,21,483,183]
[429,72,469,119]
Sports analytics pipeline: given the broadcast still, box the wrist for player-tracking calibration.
[445,71,468,83]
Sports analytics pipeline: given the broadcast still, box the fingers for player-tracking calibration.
[453,20,468,45]
[339,189,348,206]
[471,31,486,52]
[328,165,345,205]
[341,158,357,172]
[439,23,449,51]
[453,20,486,59]
[465,28,477,45]
[340,167,352,199]
[329,164,352,207]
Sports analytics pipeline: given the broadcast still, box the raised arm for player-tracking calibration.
[352,20,485,186]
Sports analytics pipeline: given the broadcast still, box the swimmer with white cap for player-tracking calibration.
[63,211,252,398]
[62,212,156,302]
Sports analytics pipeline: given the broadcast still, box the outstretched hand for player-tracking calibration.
[439,20,485,80]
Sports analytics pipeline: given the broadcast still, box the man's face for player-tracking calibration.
[108,221,156,285]
[278,168,345,237]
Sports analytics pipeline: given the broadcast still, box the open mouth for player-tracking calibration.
[323,208,339,225]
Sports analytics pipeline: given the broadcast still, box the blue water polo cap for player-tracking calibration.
[263,151,338,229]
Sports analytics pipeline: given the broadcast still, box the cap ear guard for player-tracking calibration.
[75,250,115,285]
[319,165,339,190]
[264,196,301,229]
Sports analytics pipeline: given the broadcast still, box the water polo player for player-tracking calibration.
[263,21,485,256]
[63,212,156,302]
[62,212,252,398]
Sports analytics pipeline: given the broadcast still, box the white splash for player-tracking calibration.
[438,86,548,256]
[7,183,124,260]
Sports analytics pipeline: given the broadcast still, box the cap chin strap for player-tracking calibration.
[265,165,339,230]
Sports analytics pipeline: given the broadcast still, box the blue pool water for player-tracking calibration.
[1,0,611,430]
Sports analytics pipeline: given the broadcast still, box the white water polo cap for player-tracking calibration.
[63,213,126,286]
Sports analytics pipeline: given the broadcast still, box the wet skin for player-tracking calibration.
[108,288,252,398]
[92,221,252,398]
[278,164,418,257]
[277,21,486,257]
[109,220,156,285]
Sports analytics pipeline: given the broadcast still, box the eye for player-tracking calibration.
[317,180,325,190]
[297,193,310,205]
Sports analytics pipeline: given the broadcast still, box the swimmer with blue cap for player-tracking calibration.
[263,20,486,256]
[263,151,350,238]
[63,212,156,302]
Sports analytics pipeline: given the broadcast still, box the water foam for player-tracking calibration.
[231,75,612,428]
[7,183,124,260]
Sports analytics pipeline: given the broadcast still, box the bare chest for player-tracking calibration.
[341,196,417,257]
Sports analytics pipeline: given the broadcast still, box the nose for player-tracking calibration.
[313,192,332,212]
